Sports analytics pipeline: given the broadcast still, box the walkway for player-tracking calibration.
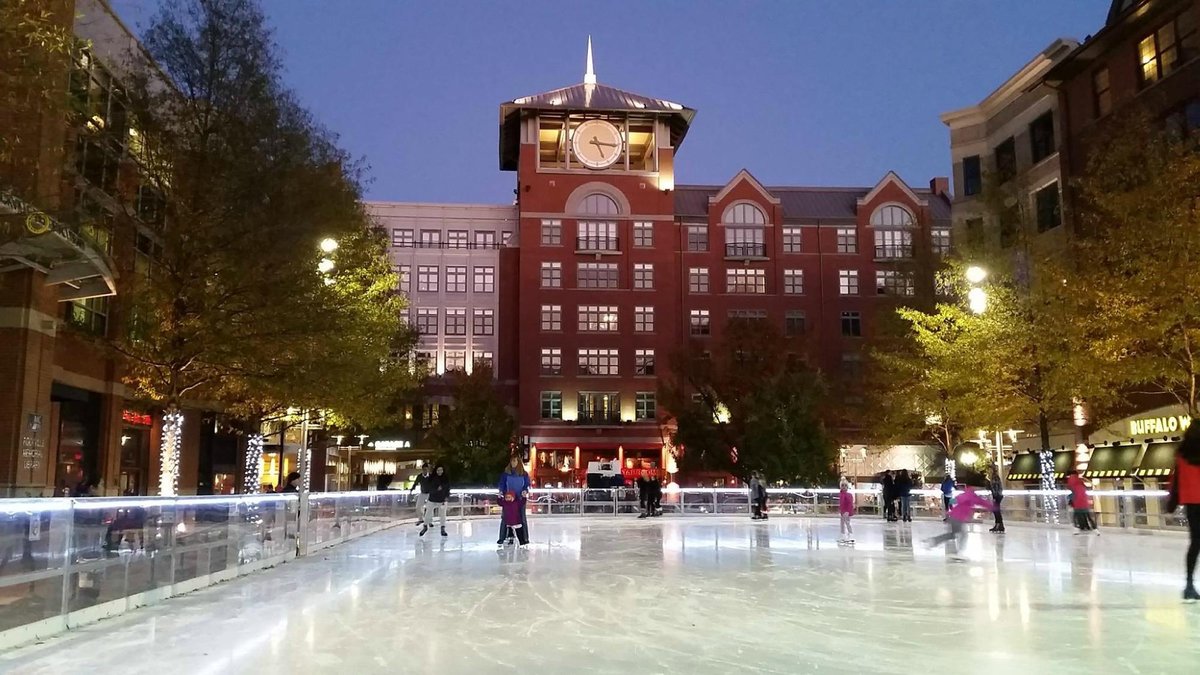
[2,517,1197,674]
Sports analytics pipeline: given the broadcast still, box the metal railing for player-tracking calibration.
[873,244,914,259]
[725,243,766,258]
[575,236,619,252]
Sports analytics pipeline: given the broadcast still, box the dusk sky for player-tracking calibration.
[110,1,1107,203]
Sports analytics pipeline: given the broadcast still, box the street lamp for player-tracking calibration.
[319,237,339,254]
[965,265,988,284]
[965,265,988,314]
[317,258,335,274]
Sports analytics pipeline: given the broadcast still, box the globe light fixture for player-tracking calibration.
[960,450,978,466]
[968,287,988,314]
[317,258,335,274]
[965,265,987,284]
[319,238,339,254]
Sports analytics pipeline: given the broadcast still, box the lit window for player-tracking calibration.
[725,227,765,258]
[870,205,914,228]
[836,228,857,253]
[688,267,709,293]
[839,270,859,296]
[474,230,497,248]
[932,229,951,256]
[540,348,562,376]
[635,392,656,420]
[419,230,441,248]
[392,229,414,247]
[784,269,804,295]
[633,222,653,248]
[473,266,495,293]
[578,348,619,376]
[444,308,466,336]
[541,219,562,246]
[541,262,562,288]
[633,263,654,289]
[577,221,617,251]
[417,265,438,293]
[687,225,708,252]
[874,230,913,259]
[415,307,438,335]
[726,268,766,294]
[579,193,620,215]
[635,349,655,376]
[783,227,802,253]
[397,265,410,293]
[875,270,915,296]
[634,306,654,333]
[1138,12,1197,87]
[577,262,619,289]
[447,230,468,249]
[722,203,766,225]
[690,309,711,336]
[445,350,466,371]
[578,305,619,332]
[540,392,562,419]
[445,266,467,293]
[540,305,562,332]
[474,351,494,370]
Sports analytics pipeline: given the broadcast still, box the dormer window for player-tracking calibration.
[722,203,767,258]
[870,205,914,228]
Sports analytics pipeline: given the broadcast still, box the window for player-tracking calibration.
[541,219,562,246]
[540,305,561,331]
[635,306,654,333]
[447,230,468,249]
[419,230,441,248]
[577,262,619,289]
[444,308,466,336]
[727,268,766,294]
[474,351,494,370]
[962,155,982,197]
[785,310,806,336]
[445,266,467,293]
[871,205,914,228]
[965,218,985,248]
[578,392,620,424]
[473,309,494,336]
[577,221,617,251]
[726,227,765,258]
[397,264,410,293]
[578,348,619,376]
[876,270,915,296]
[1093,68,1112,118]
[1139,12,1198,86]
[728,309,767,321]
[473,266,495,293]
[1165,97,1200,138]
[690,309,711,336]
[1035,182,1062,232]
[392,228,414,247]
[633,263,654,289]
[722,202,766,225]
[783,269,804,295]
[540,262,562,288]
[540,392,562,420]
[1029,112,1056,164]
[688,267,709,293]
[635,392,657,420]
[841,311,862,337]
[932,228,951,256]
[474,230,497,248]
[839,270,859,296]
[66,296,108,335]
[836,228,858,253]
[540,348,562,376]
[416,307,438,335]
[874,229,913,259]
[579,305,618,332]
[580,193,619,215]
[417,265,438,292]
[633,222,653,248]
[783,227,802,253]
[445,350,466,371]
[841,352,863,378]
[686,225,708,252]
[635,349,655,376]
[994,137,1017,182]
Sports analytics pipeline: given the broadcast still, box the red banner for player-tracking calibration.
[122,410,152,427]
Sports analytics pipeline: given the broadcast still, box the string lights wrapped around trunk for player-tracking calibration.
[244,433,264,493]
[1038,449,1059,523]
[159,410,184,496]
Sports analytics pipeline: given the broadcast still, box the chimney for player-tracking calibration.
[929,177,949,197]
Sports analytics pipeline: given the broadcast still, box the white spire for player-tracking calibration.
[583,36,597,86]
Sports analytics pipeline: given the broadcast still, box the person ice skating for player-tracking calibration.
[1066,470,1096,533]
[881,470,897,521]
[410,463,432,526]
[838,479,855,544]
[896,469,914,523]
[500,491,529,545]
[496,456,531,546]
[637,471,662,518]
[924,486,997,560]
[989,468,1006,533]
[940,474,955,521]
[650,474,663,516]
[420,464,451,537]
[749,471,768,520]
[1167,422,1200,602]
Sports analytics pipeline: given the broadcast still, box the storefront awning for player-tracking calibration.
[1134,441,1179,478]
[1052,451,1075,478]
[533,442,662,452]
[1084,444,1141,478]
[1007,452,1040,481]
[1,192,116,301]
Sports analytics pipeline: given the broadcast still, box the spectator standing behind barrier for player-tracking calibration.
[881,470,897,521]
[420,464,451,538]
[410,464,432,526]
[988,468,1006,534]
[896,469,914,523]
[280,472,301,493]
[940,474,955,521]
[838,479,855,545]
[1167,422,1200,603]
[496,456,531,546]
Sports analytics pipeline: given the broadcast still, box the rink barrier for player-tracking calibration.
[0,491,417,651]
[0,486,1181,649]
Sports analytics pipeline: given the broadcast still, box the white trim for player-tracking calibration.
[857,171,927,209]
[708,169,781,206]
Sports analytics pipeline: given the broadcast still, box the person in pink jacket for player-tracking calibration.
[924,487,997,559]
[838,479,855,544]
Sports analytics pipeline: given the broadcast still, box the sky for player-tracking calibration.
[108,1,1108,204]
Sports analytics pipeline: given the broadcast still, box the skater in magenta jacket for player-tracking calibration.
[838,479,855,544]
[925,488,997,558]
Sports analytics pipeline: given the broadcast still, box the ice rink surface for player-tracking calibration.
[2,516,1198,675]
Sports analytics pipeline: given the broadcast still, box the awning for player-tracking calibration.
[1084,444,1141,478]
[1052,451,1075,478]
[1,192,116,301]
[532,442,661,452]
[1007,452,1040,480]
[1134,441,1179,478]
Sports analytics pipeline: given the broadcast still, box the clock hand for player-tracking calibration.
[589,136,606,158]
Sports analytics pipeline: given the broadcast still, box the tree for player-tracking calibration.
[659,318,837,484]
[428,364,515,486]
[1068,110,1200,418]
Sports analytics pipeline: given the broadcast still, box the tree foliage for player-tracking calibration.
[428,365,515,486]
[659,318,837,484]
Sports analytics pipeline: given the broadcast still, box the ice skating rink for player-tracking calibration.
[2,516,1197,675]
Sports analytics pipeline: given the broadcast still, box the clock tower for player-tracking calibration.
[498,39,695,486]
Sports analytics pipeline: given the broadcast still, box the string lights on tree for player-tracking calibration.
[244,433,264,493]
[1038,449,1058,523]
[159,410,184,496]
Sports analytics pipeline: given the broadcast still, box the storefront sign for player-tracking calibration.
[122,410,153,427]
[370,440,411,450]
[1129,415,1192,437]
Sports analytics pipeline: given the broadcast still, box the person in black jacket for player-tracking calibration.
[880,471,896,521]
[420,464,451,537]
[896,470,914,523]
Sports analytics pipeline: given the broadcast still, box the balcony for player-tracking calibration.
[575,411,624,426]
[724,243,766,259]
[874,245,914,260]
[575,236,620,254]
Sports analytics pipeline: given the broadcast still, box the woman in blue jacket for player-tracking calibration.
[497,456,531,546]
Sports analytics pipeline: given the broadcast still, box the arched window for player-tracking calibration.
[580,193,619,216]
[722,202,766,225]
[871,205,914,228]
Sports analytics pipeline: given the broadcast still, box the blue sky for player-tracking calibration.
[110,1,1107,203]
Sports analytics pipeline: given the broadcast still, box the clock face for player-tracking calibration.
[572,119,623,169]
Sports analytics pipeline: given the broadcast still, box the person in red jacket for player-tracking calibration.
[1167,422,1200,602]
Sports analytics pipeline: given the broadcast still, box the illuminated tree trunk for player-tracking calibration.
[243,432,264,493]
[159,408,184,496]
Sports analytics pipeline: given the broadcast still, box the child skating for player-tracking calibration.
[838,479,855,544]
[924,486,997,560]
[501,491,528,546]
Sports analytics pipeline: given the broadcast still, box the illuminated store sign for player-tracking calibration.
[122,410,152,427]
[370,440,412,450]
[1129,415,1192,437]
